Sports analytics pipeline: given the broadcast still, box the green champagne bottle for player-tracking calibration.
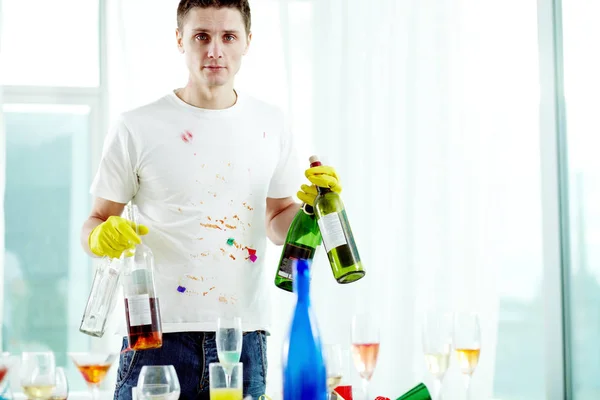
[274,203,322,292]
[310,155,365,283]
[396,383,432,400]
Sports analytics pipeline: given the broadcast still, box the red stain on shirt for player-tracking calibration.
[181,130,194,143]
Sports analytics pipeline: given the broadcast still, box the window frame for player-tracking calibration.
[538,0,571,398]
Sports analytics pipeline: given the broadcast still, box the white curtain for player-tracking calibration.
[106,0,542,398]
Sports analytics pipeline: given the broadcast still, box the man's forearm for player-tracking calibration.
[267,202,301,245]
[81,217,104,257]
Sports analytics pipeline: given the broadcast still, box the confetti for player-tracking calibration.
[177,286,187,293]
[249,254,258,262]
[226,238,235,246]
[247,248,257,256]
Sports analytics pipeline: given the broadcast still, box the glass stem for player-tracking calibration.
[434,378,442,400]
[225,372,231,388]
[463,375,471,400]
[361,378,369,400]
[91,384,100,400]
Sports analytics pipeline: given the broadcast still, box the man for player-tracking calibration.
[81,1,342,399]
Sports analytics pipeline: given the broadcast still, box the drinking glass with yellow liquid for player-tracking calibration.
[422,311,452,400]
[20,352,56,400]
[452,313,481,399]
[210,363,243,400]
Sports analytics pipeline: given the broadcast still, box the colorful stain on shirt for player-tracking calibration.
[181,130,194,143]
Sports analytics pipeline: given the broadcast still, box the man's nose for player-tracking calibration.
[207,41,224,58]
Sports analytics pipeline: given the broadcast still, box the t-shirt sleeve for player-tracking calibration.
[267,113,303,199]
[90,117,139,204]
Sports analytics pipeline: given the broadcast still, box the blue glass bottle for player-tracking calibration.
[282,259,328,400]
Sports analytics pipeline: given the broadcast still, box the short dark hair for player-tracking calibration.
[177,0,252,34]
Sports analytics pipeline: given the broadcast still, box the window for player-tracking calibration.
[3,104,93,389]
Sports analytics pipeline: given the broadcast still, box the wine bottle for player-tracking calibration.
[282,259,328,400]
[274,203,322,292]
[396,383,432,400]
[122,204,163,350]
[79,257,122,337]
[310,155,365,284]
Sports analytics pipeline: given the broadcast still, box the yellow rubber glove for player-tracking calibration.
[297,165,342,206]
[88,216,149,259]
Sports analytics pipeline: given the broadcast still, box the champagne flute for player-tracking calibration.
[216,316,243,387]
[453,312,481,399]
[136,365,181,400]
[20,352,56,400]
[323,344,344,394]
[422,312,452,400]
[351,314,380,400]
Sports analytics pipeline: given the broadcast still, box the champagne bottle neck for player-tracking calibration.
[316,185,332,195]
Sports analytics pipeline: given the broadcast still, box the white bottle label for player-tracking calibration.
[318,212,347,253]
[127,294,152,326]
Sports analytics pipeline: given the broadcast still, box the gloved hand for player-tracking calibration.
[297,165,342,206]
[89,216,149,259]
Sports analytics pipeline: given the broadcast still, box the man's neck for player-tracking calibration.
[176,82,237,110]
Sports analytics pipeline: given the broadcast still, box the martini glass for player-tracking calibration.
[68,352,117,400]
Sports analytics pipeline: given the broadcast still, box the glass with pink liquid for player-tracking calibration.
[351,314,380,400]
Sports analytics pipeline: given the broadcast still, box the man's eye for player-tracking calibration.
[196,34,208,41]
[224,35,235,41]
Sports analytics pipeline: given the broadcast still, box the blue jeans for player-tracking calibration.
[113,331,268,400]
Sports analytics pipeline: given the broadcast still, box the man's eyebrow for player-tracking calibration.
[191,28,241,35]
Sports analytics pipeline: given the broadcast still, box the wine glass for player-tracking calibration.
[68,352,117,400]
[49,367,68,400]
[453,313,481,399]
[136,365,181,400]
[20,352,56,400]
[216,316,242,387]
[323,344,344,395]
[351,314,380,400]
[422,311,452,400]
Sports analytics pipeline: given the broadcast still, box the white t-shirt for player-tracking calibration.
[90,90,301,333]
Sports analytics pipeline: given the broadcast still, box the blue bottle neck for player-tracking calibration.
[293,265,311,303]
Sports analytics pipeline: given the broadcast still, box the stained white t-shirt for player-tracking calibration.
[90,90,301,333]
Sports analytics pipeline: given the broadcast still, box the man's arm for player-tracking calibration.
[81,197,127,257]
[266,197,301,245]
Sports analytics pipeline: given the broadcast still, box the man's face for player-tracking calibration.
[177,7,251,88]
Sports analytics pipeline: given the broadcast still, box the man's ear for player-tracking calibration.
[243,32,252,55]
[176,28,185,53]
